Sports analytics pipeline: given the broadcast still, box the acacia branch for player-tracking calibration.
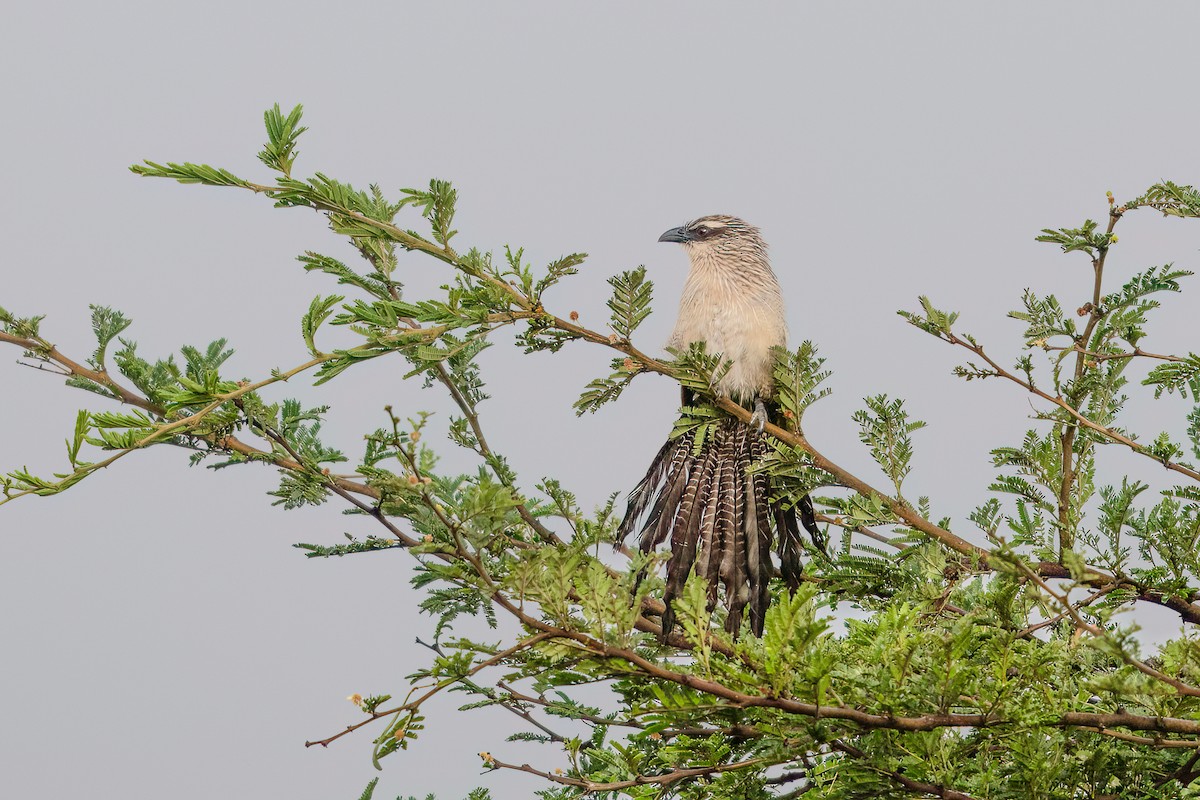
[834,740,982,800]
[1015,584,1116,639]
[1043,343,1187,364]
[942,331,1200,485]
[1078,727,1200,748]
[428,358,562,547]
[490,591,1200,739]
[1019,563,1200,698]
[716,395,986,561]
[304,632,556,749]
[0,323,728,658]
[1053,211,1120,554]
[483,753,772,793]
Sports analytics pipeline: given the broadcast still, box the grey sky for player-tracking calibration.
[3,3,1199,798]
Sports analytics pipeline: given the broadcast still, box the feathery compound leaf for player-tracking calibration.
[1009,289,1077,343]
[535,253,586,299]
[1129,180,1200,217]
[1035,217,1116,256]
[87,305,132,372]
[356,778,379,800]
[257,103,307,175]
[130,160,250,187]
[669,342,731,397]
[606,267,653,339]
[1145,354,1200,399]
[1105,264,1191,308]
[574,359,640,415]
[301,295,343,356]
[399,179,458,246]
[275,172,375,215]
[897,295,959,337]
[0,304,46,340]
[773,341,831,425]
[298,251,384,294]
[853,395,926,495]
[65,409,90,469]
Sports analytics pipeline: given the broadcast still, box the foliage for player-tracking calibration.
[5,105,1200,798]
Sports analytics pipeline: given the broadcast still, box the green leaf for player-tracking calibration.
[257,103,307,176]
[898,295,959,337]
[1035,218,1114,256]
[535,253,586,299]
[302,295,343,355]
[1129,180,1200,217]
[130,160,250,187]
[574,359,640,415]
[1145,354,1200,399]
[65,410,90,469]
[853,394,926,495]
[87,306,133,372]
[606,266,653,339]
[400,179,458,246]
[773,341,831,426]
[356,778,378,800]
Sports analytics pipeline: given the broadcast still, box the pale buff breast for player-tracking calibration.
[668,264,788,401]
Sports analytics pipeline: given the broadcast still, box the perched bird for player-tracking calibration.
[617,215,823,638]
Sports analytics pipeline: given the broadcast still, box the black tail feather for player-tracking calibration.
[617,411,825,639]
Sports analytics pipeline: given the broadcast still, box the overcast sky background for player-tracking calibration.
[3,3,1200,798]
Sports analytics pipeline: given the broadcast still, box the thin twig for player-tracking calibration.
[833,740,983,800]
[305,632,555,748]
[483,752,772,792]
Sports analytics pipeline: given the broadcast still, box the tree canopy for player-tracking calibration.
[5,105,1200,799]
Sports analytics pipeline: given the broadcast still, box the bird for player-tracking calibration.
[617,215,824,638]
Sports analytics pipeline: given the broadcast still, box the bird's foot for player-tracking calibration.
[750,399,768,432]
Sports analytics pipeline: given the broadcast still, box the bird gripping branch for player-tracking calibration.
[617,215,824,638]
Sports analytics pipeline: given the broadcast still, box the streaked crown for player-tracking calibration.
[658,215,766,254]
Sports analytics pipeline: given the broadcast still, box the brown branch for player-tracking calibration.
[1043,343,1187,364]
[820,513,911,550]
[715,395,987,561]
[489,592,1200,739]
[0,330,154,409]
[495,681,763,741]
[304,632,556,748]
[429,358,563,547]
[941,331,1200,485]
[10,226,1200,635]
[835,743,984,796]
[1054,213,1119,555]
[1077,727,1200,748]
[1015,584,1116,639]
[834,740,982,800]
[1020,563,1200,697]
[483,753,771,793]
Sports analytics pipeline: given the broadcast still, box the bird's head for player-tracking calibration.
[657,215,766,262]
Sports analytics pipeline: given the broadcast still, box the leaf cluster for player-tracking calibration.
[11,107,1200,800]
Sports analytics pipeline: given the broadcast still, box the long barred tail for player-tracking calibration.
[617,415,825,638]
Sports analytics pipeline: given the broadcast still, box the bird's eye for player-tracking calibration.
[694,226,710,238]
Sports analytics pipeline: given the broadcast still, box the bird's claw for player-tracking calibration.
[750,399,768,432]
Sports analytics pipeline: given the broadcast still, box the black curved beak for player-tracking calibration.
[658,226,691,244]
